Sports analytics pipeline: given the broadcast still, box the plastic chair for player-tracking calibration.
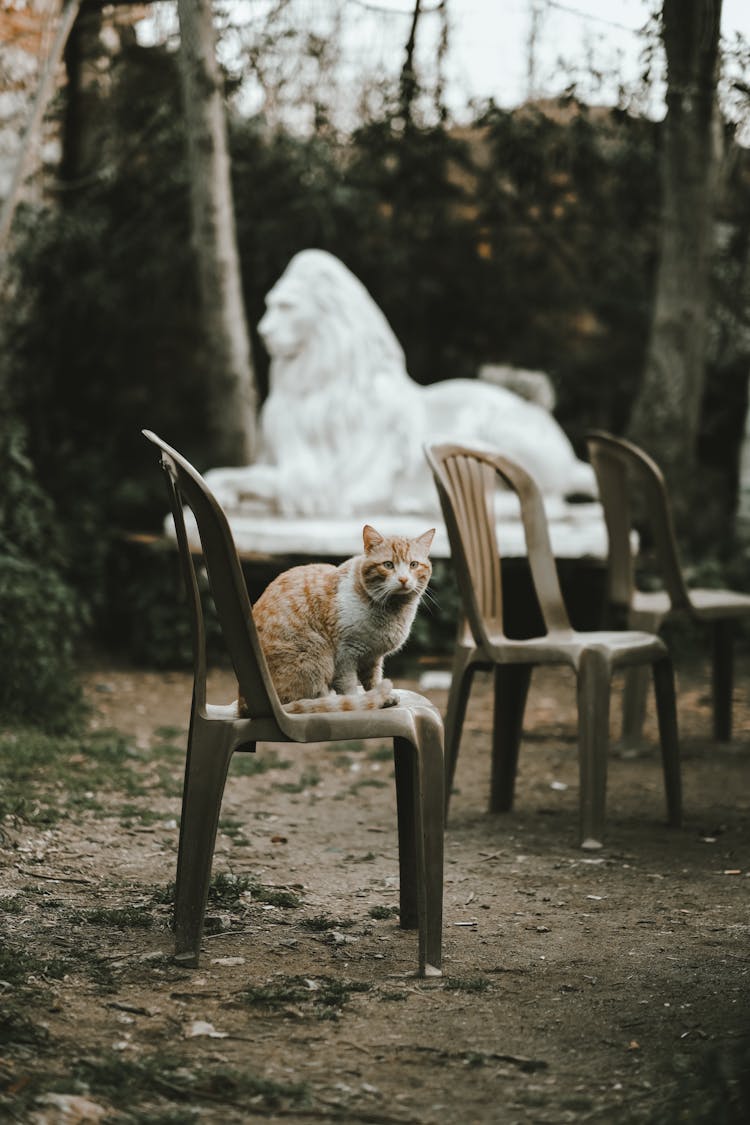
[586,430,750,745]
[425,442,681,850]
[143,430,444,977]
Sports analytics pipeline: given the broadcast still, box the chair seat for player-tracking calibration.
[207,691,442,744]
[686,588,750,620]
[631,587,750,622]
[480,628,668,669]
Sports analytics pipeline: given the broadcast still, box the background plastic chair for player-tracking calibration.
[425,442,681,850]
[143,430,444,977]
[586,430,750,745]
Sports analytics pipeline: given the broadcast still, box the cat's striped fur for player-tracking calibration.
[283,678,398,714]
[243,525,434,715]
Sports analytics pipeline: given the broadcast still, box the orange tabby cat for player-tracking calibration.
[246,525,435,714]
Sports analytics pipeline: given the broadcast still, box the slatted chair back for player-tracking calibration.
[585,431,692,611]
[425,443,572,644]
[142,430,286,728]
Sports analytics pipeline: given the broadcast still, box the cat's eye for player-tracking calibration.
[383,560,394,569]
[410,561,419,569]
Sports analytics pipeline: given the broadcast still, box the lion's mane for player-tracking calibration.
[260,249,410,398]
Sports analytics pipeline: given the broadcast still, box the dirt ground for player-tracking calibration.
[2,651,749,1124]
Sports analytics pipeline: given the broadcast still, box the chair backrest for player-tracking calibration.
[143,431,286,724]
[585,431,691,611]
[425,443,573,645]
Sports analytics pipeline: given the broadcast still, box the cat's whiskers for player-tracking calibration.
[420,586,441,614]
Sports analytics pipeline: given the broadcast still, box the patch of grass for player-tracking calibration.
[300,913,356,931]
[0,945,63,1051]
[444,976,492,993]
[206,872,251,907]
[218,816,245,839]
[150,765,184,799]
[207,872,300,910]
[239,974,370,1020]
[152,882,175,906]
[148,740,185,762]
[231,748,292,777]
[368,904,399,920]
[73,1052,308,1112]
[72,905,155,929]
[0,1005,50,1048]
[0,946,38,987]
[252,884,300,909]
[349,777,388,792]
[463,1051,489,1068]
[153,725,185,741]
[0,895,25,914]
[79,956,119,993]
[272,769,321,794]
[119,804,170,826]
[0,944,68,986]
[367,745,393,762]
[0,727,144,825]
[338,740,366,754]
[2,935,116,996]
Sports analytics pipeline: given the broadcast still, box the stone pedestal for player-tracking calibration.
[177,494,608,563]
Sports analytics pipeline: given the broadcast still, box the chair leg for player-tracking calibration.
[576,649,612,850]
[173,717,237,967]
[652,656,682,828]
[711,619,734,742]
[395,708,444,978]
[621,607,664,746]
[489,664,532,813]
[393,739,418,932]
[621,666,650,746]
[443,646,476,817]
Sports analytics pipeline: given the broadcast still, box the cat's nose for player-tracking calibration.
[398,575,409,586]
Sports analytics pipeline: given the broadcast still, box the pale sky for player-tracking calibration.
[137,1,750,132]
[443,0,750,114]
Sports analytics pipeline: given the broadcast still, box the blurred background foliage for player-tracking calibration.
[1,20,749,725]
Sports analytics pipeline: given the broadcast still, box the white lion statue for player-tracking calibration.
[204,249,596,517]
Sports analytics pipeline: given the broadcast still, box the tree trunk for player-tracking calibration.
[176,0,257,464]
[627,0,722,512]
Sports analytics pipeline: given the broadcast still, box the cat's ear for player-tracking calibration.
[414,528,436,555]
[363,525,386,553]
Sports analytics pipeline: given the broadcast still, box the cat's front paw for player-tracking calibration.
[378,679,399,708]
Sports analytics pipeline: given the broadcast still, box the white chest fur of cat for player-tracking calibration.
[246,525,435,714]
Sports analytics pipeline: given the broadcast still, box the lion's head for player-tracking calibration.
[258,250,411,396]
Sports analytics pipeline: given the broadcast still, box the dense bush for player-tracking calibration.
[0,422,83,730]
